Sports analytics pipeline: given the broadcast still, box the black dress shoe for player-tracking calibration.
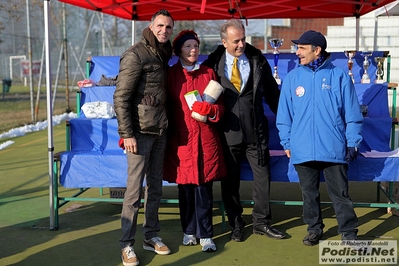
[231,227,244,242]
[253,225,286,239]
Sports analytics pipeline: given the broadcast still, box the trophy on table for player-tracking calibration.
[374,57,385,84]
[269,38,284,85]
[344,50,357,83]
[361,51,373,84]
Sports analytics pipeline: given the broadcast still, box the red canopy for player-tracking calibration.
[58,0,396,21]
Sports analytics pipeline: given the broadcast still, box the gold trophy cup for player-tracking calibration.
[374,57,385,84]
[344,50,357,83]
[269,38,284,85]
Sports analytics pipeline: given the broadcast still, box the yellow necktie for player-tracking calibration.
[231,57,241,92]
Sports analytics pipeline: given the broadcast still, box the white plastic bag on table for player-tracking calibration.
[81,101,116,119]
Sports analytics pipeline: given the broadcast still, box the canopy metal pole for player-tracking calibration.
[373,16,379,51]
[356,17,360,51]
[132,20,135,45]
[44,0,56,230]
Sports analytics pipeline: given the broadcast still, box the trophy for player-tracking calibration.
[269,38,284,85]
[360,51,373,84]
[344,50,357,83]
[374,57,385,84]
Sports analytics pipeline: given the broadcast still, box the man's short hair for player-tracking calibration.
[220,19,245,40]
[151,9,174,25]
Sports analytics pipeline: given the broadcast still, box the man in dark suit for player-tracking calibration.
[202,19,286,242]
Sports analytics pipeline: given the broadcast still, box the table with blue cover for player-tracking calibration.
[59,82,397,187]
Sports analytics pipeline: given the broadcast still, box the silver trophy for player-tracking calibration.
[344,50,357,83]
[269,38,284,85]
[374,57,385,84]
[361,51,373,84]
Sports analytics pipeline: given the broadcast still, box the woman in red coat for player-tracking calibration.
[164,30,226,252]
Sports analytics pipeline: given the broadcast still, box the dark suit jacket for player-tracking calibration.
[202,43,280,165]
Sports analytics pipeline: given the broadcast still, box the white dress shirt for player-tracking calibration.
[224,52,250,92]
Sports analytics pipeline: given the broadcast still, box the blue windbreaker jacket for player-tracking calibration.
[276,57,363,165]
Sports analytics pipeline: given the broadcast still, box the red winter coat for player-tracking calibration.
[164,62,227,185]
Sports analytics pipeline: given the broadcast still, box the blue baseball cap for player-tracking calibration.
[292,30,327,51]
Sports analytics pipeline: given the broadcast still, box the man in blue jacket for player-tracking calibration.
[276,30,363,246]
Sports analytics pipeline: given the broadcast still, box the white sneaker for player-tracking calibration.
[183,233,197,246]
[200,238,216,252]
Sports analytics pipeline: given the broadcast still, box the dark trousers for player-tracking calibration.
[294,162,359,235]
[221,141,272,228]
[178,182,214,238]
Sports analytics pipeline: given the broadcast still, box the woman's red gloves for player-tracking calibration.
[191,101,216,117]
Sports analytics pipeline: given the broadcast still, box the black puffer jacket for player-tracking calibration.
[114,36,168,137]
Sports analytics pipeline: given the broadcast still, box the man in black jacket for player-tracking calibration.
[202,19,286,242]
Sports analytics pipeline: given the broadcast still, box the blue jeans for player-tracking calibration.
[120,133,166,248]
[294,162,358,236]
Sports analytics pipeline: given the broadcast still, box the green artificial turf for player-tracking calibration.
[0,125,398,266]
